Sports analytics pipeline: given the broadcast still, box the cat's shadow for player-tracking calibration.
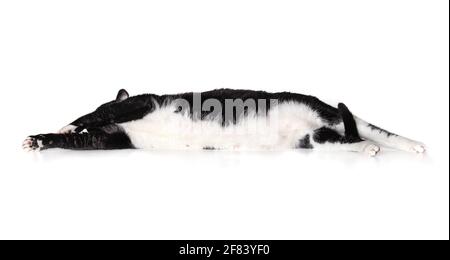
[32,147,431,167]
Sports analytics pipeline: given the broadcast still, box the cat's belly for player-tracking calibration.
[118,102,326,151]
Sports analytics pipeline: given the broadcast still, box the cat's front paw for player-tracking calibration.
[58,124,77,134]
[22,136,45,151]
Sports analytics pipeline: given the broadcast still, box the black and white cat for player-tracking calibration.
[23,89,425,156]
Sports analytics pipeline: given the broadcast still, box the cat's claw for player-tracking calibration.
[22,136,43,152]
[364,143,380,157]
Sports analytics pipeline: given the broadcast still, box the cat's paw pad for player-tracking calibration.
[364,143,380,157]
[412,144,426,154]
[22,136,44,152]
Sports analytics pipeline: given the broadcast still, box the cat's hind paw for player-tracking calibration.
[412,144,426,154]
[363,143,381,157]
[22,136,44,152]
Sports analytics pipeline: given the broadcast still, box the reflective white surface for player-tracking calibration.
[1,145,447,239]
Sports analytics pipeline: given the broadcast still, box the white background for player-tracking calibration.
[0,0,448,240]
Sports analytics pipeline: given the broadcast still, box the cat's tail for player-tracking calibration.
[353,116,426,153]
[337,103,363,143]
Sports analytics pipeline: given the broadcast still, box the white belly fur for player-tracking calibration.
[119,102,327,151]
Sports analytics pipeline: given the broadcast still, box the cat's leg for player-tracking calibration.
[22,132,134,151]
[352,117,426,153]
[310,127,381,156]
[58,89,154,133]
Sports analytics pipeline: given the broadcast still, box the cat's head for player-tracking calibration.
[58,89,130,133]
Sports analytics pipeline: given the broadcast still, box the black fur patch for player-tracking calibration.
[368,123,397,137]
[29,131,133,150]
[337,103,363,143]
[296,134,314,149]
[313,127,345,144]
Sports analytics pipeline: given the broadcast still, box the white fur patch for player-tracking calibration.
[58,124,77,134]
[119,102,327,151]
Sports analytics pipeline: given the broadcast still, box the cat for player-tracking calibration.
[22,88,425,156]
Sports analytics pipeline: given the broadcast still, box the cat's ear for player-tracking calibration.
[116,89,129,101]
